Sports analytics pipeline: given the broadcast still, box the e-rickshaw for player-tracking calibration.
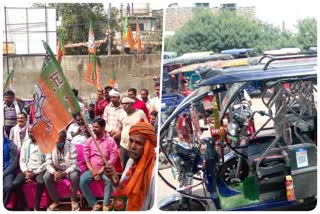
[158,55,317,211]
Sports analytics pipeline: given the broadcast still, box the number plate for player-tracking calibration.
[295,148,308,168]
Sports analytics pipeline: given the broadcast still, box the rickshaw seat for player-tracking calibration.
[247,136,286,176]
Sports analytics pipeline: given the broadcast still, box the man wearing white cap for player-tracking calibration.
[103,89,124,143]
[116,96,147,168]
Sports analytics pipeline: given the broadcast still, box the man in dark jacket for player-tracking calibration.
[3,136,18,206]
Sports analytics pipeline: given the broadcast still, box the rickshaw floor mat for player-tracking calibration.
[219,176,259,210]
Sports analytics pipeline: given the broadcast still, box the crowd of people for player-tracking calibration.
[3,81,160,211]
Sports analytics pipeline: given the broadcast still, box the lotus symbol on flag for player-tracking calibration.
[34,84,52,134]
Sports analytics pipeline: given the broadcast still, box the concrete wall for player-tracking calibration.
[165,7,193,32]
[165,6,256,33]
[3,54,161,103]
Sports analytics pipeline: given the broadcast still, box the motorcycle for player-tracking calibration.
[159,54,317,211]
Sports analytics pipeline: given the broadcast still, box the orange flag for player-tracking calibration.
[56,32,65,64]
[123,16,135,51]
[135,21,142,53]
[34,41,81,154]
[84,20,103,91]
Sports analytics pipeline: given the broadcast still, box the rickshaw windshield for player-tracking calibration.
[220,82,249,114]
[160,86,213,134]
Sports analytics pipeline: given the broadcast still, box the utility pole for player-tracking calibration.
[107,2,111,55]
[4,6,9,74]
[120,3,124,55]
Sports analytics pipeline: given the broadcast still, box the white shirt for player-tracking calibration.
[150,96,160,113]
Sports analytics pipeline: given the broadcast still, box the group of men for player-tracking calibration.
[3,82,159,211]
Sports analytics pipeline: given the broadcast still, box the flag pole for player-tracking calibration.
[80,111,119,184]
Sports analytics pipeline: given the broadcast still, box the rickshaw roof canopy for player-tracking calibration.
[163,53,233,66]
[221,48,253,55]
[199,60,316,86]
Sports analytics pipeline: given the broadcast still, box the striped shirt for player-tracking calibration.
[4,104,18,136]
[103,102,124,133]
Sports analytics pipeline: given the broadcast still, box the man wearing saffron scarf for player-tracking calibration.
[104,120,156,211]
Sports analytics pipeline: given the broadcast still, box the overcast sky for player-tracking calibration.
[158,0,318,32]
[2,0,318,32]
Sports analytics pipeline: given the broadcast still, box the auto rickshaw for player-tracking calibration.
[158,55,317,211]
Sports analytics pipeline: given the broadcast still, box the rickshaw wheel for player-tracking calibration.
[160,199,206,211]
[220,158,249,185]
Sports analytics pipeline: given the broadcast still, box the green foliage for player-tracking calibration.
[165,10,316,56]
[34,3,120,55]
[295,17,317,51]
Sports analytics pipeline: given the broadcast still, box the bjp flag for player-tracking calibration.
[123,16,135,51]
[135,21,142,53]
[33,41,81,154]
[84,20,103,91]
[56,32,65,64]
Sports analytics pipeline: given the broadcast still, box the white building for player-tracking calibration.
[3,7,56,55]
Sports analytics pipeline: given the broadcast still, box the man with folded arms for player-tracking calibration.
[103,89,124,144]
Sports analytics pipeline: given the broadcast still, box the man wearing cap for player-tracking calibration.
[116,96,147,168]
[103,89,124,144]
[104,121,156,211]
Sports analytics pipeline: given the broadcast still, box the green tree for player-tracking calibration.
[295,17,317,51]
[166,10,262,55]
[33,3,120,55]
[165,9,298,56]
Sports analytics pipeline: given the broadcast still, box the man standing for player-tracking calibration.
[116,97,147,168]
[44,131,80,211]
[95,86,112,117]
[127,88,150,121]
[139,89,152,111]
[86,103,99,125]
[80,118,118,211]
[3,136,18,206]
[149,82,161,113]
[3,90,25,137]
[103,89,124,143]
[9,112,29,150]
[105,121,157,211]
[11,126,46,211]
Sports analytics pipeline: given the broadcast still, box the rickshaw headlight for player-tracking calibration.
[168,153,183,171]
[227,122,239,137]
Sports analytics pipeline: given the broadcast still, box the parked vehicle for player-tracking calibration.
[164,52,177,59]
[159,56,317,211]
[162,53,233,94]
[221,48,254,58]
